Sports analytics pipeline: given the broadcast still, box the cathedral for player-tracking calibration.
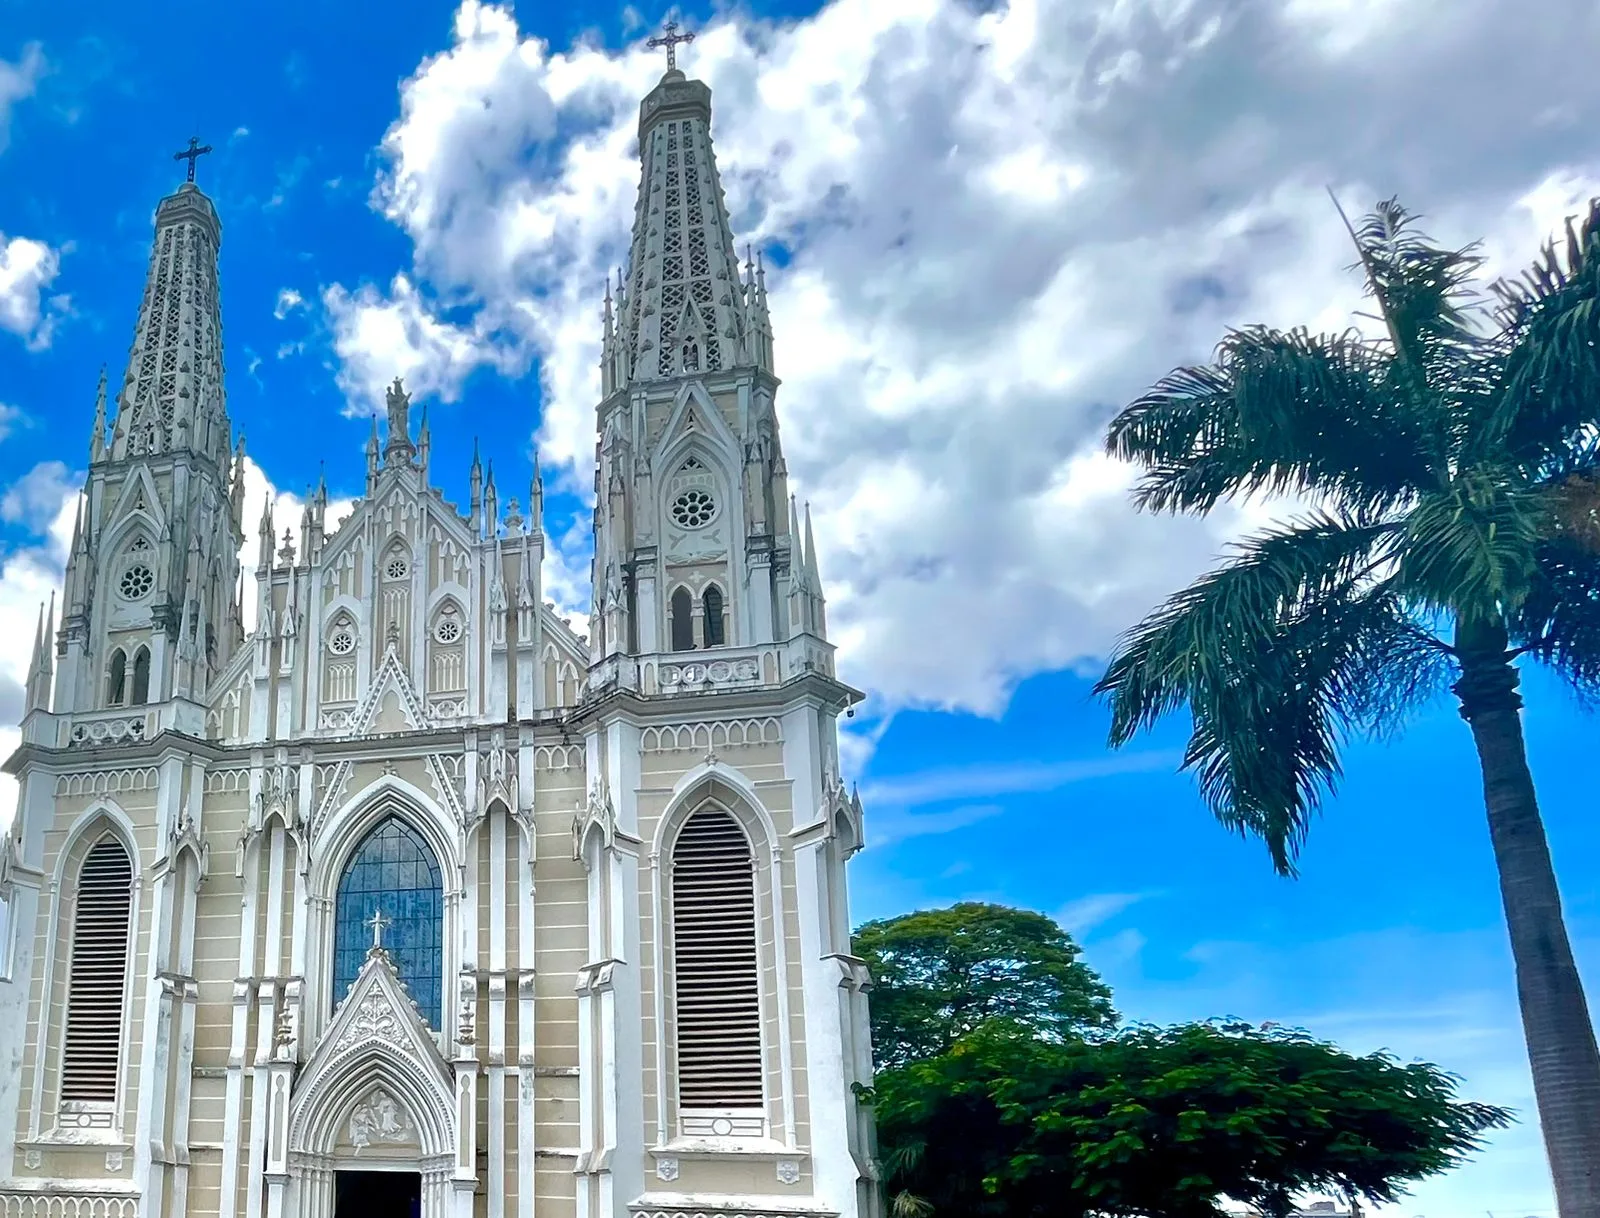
[0,51,877,1218]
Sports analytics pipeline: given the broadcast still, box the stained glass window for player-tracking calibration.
[332,816,444,1027]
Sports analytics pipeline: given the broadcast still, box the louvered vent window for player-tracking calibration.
[62,838,133,1104]
[672,807,763,1112]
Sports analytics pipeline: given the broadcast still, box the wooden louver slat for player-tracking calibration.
[672,809,763,1110]
[61,838,133,1104]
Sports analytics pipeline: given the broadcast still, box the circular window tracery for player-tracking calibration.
[385,555,409,581]
[434,616,462,644]
[328,627,356,655]
[671,488,716,529]
[119,565,155,601]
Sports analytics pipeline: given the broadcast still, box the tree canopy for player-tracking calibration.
[859,905,1511,1217]
[854,902,1116,1069]
[872,1019,1511,1218]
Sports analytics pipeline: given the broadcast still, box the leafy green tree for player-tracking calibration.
[854,902,1115,1069]
[873,1019,1511,1218]
[1093,198,1600,1213]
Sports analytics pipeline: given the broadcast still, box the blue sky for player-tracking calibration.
[3,0,1599,1211]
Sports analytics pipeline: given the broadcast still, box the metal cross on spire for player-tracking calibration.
[366,907,393,951]
[646,20,695,71]
[173,136,212,184]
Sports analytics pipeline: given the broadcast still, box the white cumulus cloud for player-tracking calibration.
[320,0,1600,717]
[0,233,65,349]
[0,41,45,156]
[0,460,81,831]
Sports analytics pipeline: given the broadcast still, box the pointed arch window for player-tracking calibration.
[671,807,763,1114]
[130,646,151,705]
[62,836,134,1105]
[703,586,726,647]
[106,650,128,707]
[670,587,695,652]
[332,816,444,1027]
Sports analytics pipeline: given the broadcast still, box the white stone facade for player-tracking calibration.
[0,65,877,1218]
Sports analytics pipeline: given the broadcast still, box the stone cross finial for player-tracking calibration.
[647,20,695,71]
[173,136,212,184]
[366,907,392,950]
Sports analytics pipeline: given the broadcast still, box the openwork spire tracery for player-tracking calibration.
[602,31,772,390]
[110,172,229,465]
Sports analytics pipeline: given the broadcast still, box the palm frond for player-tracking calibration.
[1482,199,1600,472]
[1106,326,1432,516]
[1097,512,1400,743]
[1183,585,1440,873]
[1335,196,1496,472]
[1396,471,1546,617]
[1508,538,1600,701]
[1344,197,1489,362]
[1097,514,1450,872]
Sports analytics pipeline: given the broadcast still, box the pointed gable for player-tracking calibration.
[321,947,447,1066]
[652,379,740,472]
[106,463,169,537]
[352,641,427,735]
[288,945,455,1159]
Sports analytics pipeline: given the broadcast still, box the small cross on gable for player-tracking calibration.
[647,20,695,71]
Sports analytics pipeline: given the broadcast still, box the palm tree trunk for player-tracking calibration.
[1454,618,1600,1217]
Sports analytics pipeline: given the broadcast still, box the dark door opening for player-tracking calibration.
[335,1169,422,1217]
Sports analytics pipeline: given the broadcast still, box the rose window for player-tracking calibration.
[434,617,462,644]
[119,565,155,601]
[385,556,409,581]
[670,488,716,529]
[328,628,356,656]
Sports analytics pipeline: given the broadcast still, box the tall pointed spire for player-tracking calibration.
[257,493,275,575]
[803,501,821,588]
[110,161,228,464]
[25,597,52,713]
[618,29,750,386]
[230,433,248,527]
[530,454,544,536]
[469,438,484,534]
[89,367,108,463]
[366,416,381,492]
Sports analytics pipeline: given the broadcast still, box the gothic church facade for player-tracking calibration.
[0,60,876,1218]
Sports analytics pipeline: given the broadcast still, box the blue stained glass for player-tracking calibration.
[332,816,444,1028]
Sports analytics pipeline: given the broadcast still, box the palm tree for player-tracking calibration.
[1094,197,1600,1215]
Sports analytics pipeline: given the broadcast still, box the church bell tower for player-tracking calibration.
[589,30,829,669]
[52,142,246,727]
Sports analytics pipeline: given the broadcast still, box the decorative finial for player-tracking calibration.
[277,527,296,566]
[173,136,213,184]
[366,907,393,951]
[273,1004,294,1056]
[647,20,695,71]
